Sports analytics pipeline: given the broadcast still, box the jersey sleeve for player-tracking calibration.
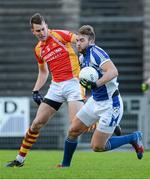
[34,45,44,64]
[91,47,110,67]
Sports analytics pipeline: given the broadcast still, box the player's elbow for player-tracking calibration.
[112,68,118,78]
[115,69,118,77]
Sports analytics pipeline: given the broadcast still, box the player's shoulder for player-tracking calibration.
[51,29,73,39]
[35,41,41,51]
[91,45,109,58]
[91,45,105,53]
[52,29,72,35]
[34,41,42,57]
[51,29,74,43]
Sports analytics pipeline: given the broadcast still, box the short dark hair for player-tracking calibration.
[78,25,95,41]
[30,13,45,28]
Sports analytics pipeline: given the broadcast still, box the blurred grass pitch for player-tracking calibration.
[0,150,149,179]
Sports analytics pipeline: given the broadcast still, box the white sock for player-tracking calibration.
[16,155,25,163]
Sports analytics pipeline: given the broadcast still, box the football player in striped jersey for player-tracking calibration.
[6,13,85,167]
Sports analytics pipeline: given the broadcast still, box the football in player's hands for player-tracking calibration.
[79,67,99,82]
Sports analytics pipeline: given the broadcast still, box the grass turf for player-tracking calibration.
[0,150,149,179]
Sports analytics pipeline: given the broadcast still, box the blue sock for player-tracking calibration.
[105,133,136,151]
[62,138,78,166]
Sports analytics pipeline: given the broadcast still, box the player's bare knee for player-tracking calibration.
[68,126,82,138]
[92,144,105,152]
[31,120,45,132]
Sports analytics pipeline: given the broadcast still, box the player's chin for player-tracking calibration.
[77,48,83,53]
[39,36,47,41]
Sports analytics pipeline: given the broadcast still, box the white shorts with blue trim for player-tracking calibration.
[76,95,123,134]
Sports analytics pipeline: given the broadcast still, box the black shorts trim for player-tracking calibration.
[43,98,62,111]
[78,100,84,103]
[112,90,119,98]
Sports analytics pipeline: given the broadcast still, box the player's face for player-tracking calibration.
[76,34,92,53]
[32,22,48,41]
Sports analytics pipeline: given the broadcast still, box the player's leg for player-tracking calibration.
[6,100,62,167]
[90,94,124,152]
[91,130,111,151]
[89,93,123,150]
[114,125,122,136]
[58,100,84,168]
[113,94,123,136]
[59,97,99,167]
[58,78,85,167]
[91,128,144,159]
[6,81,65,167]
[105,131,144,160]
[68,100,84,123]
[58,116,88,167]
[91,95,144,159]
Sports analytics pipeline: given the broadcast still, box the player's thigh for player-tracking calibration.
[68,116,88,138]
[33,102,56,125]
[68,100,84,123]
[76,97,98,127]
[91,130,111,150]
[97,95,123,134]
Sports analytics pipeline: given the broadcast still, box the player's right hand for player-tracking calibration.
[32,91,43,105]
[141,83,149,92]
[80,79,97,89]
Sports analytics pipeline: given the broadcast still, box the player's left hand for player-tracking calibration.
[80,79,97,89]
[32,90,43,105]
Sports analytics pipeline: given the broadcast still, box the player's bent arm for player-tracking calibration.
[32,62,49,91]
[96,61,118,87]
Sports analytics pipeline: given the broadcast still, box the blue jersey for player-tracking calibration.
[79,44,119,101]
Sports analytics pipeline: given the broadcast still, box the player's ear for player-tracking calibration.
[89,39,94,44]
[31,28,35,35]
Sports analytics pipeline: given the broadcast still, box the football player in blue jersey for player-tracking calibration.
[58,25,144,168]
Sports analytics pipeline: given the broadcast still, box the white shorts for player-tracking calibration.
[44,78,84,103]
[76,95,123,134]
